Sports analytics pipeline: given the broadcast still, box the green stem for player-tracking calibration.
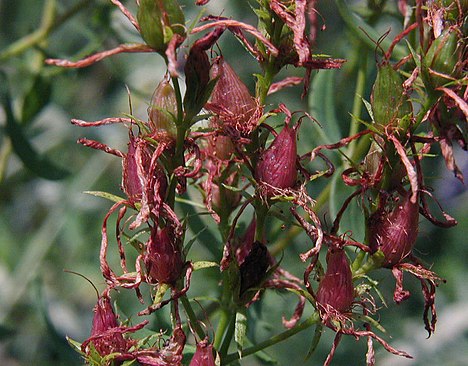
[214,293,231,349]
[166,77,186,209]
[222,312,320,365]
[180,295,206,340]
[219,313,236,357]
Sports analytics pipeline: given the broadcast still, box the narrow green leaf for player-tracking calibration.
[308,71,342,145]
[21,74,52,125]
[83,191,126,203]
[192,261,219,271]
[1,75,69,180]
[305,324,323,361]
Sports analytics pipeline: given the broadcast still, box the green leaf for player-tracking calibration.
[308,71,342,145]
[83,191,126,204]
[305,324,323,361]
[66,336,84,355]
[21,74,52,125]
[192,261,219,271]
[234,309,248,357]
[1,73,69,180]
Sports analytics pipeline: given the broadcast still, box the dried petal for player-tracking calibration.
[256,124,297,192]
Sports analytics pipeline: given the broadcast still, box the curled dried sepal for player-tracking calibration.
[148,78,178,139]
[316,248,354,314]
[144,226,184,285]
[368,191,419,268]
[206,57,262,135]
[189,338,216,366]
[256,124,298,194]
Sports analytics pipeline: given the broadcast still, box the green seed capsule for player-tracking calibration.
[423,28,462,89]
[137,0,185,51]
[371,63,412,130]
[148,78,178,139]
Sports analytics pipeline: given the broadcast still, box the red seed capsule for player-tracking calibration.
[316,248,354,313]
[89,292,129,356]
[189,338,216,366]
[255,124,297,192]
[207,57,259,135]
[145,227,184,285]
[368,192,419,268]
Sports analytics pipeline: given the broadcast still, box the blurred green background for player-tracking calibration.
[0,0,466,365]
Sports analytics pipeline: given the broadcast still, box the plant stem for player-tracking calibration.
[180,295,206,340]
[219,313,236,357]
[222,312,320,365]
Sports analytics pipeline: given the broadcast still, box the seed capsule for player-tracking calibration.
[189,338,216,366]
[316,248,354,313]
[207,57,259,135]
[89,291,129,356]
[368,192,419,268]
[423,28,462,89]
[148,78,178,139]
[371,63,412,130]
[145,227,184,285]
[255,124,297,193]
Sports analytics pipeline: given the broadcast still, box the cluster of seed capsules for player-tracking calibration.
[46,0,466,365]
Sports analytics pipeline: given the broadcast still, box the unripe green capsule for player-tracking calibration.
[137,0,185,51]
[148,78,178,139]
[371,63,412,130]
[423,28,462,89]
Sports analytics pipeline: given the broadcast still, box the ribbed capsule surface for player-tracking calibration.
[90,293,128,356]
[145,227,184,285]
[255,124,297,192]
[368,192,419,267]
[316,249,354,313]
[208,57,258,133]
[189,339,216,366]
[148,79,178,138]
